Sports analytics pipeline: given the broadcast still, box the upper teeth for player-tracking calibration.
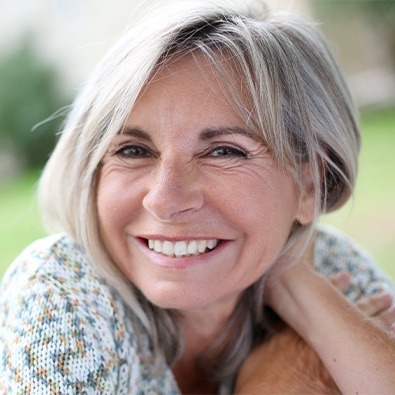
[148,239,219,257]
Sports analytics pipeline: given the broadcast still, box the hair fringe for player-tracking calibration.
[39,0,360,384]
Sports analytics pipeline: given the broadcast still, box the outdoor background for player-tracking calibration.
[0,0,394,280]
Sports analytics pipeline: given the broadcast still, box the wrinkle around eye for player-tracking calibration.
[100,151,155,172]
[200,154,275,181]
[200,144,272,164]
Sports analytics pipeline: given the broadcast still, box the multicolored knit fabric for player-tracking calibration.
[0,226,394,394]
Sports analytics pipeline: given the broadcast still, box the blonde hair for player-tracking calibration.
[39,0,360,382]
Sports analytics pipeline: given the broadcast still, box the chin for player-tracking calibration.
[140,286,222,311]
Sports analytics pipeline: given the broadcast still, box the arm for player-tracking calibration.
[268,263,395,394]
[235,232,395,394]
[235,273,395,394]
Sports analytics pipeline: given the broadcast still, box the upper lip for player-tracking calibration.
[137,235,224,241]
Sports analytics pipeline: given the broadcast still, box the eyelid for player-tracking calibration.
[113,143,157,158]
[111,134,154,149]
[202,144,249,158]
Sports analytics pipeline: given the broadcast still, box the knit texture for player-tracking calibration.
[0,226,393,394]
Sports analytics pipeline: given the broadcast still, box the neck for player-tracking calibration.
[172,294,241,394]
[179,291,240,336]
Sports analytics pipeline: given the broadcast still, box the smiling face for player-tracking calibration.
[97,54,308,312]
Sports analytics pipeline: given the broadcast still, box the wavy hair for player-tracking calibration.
[39,0,360,382]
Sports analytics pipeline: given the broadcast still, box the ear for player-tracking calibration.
[296,162,316,225]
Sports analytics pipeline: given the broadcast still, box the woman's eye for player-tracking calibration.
[115,145,151,158]
[209,146,247,158]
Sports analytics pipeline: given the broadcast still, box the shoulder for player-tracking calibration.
[314,225,395,301]
[0,234,114,325]
[0,235,178,394]
[1,234,95,291]
[0,235,121,392]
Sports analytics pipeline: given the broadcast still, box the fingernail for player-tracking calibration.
[387,305,395,315]
[333,270,347,278]
[333,271,350,286]
[379,292,392,304]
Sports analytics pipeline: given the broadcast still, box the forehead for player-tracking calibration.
[147,52,242,101]
[126,53,252,131]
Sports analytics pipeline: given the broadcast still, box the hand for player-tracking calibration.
[235,271,395,394]
[330,270,395,331]
[264,238,395,338]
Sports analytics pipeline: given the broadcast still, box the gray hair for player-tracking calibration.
[39,0,360,382]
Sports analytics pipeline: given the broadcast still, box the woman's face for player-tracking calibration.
[97,55,310,311]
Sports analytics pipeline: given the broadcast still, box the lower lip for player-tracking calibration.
[134,238,230,269]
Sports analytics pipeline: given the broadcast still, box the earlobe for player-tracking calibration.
[296,162,317,225]
[296,193,315,225]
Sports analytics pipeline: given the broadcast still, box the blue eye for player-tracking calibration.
[209,146,247,158]
[116,145,151,158]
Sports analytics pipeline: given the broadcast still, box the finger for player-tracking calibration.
[374,305,395,328]
[330,271,351,292]
[356,291,393,317]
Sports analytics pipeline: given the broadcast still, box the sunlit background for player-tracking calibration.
[1,0,394,280]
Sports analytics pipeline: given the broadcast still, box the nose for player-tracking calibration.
[142,159,204,222]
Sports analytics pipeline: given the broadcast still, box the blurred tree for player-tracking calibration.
[360,0,395,65]
[0,37,68,170]
[312,0,395,67]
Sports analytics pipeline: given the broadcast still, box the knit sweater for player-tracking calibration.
[0,226,394,394]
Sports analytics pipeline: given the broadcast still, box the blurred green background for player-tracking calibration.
[0,0,394,281]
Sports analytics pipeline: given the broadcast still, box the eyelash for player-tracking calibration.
[206,146,247,158]
[114,144,248,159]
[114,144,153,158]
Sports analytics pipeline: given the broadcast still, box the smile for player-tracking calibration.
[147,239,219,258]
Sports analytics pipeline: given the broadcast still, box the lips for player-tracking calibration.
[146,238,219,257]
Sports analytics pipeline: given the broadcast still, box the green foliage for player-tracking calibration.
[323,108,395,280]
[0,38,68,168]
[312,0,395,65]
[0,169,45,274]
[313,0,395,16]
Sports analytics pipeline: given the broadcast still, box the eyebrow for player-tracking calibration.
[200,126,260,142]
[120,126,260,142]
[118,127,153,141]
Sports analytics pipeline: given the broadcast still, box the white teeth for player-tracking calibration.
[207,239,217,249]
[197,240,207,253]
[154,240,162,253]
[174,241,187,257]
[147,238,220,257]
[187,240,198,255]
[162,241,174,255]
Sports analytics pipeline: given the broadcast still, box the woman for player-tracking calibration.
[0,0,394,393]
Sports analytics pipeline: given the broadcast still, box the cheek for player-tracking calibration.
[97,182,122,231]
[211,168,299,235]
[96,173,141,256]
[213,170,299,279]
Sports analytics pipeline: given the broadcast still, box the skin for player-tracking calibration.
[97,55,312,316]
[97,54,313,393]
[235,238,395,394]
[97,54,395,393]
[236,269,395,394]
